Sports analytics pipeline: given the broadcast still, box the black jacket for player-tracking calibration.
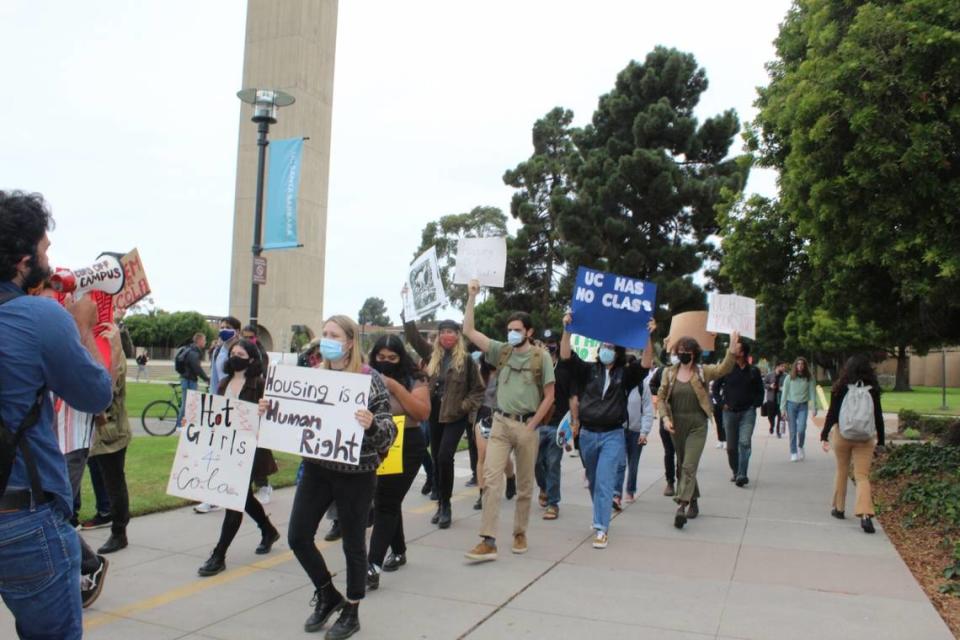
[568,355,648,431]
[821,385,885,447]
[182,344,209,383]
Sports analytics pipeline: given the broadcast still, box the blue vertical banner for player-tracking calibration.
[263,137,304,250]
[567,266,657,349]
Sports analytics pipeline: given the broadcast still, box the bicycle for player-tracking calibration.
[140,382,183,436]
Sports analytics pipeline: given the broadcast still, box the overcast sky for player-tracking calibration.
[1,0,791,327]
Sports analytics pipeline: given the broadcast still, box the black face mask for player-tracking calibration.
[229,356,250,372]
[678,353,694,365]
[22,254,52,292]
[546,344,559,355]
[374,361,401,380]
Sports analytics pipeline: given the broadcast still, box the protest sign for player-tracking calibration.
[570,334,600,362]
[266,351,300,366]
[404,247,447,320]
[376,416,405,476]
[707,293,756,339]
[666,311,716,351]
[567,267,656,349]
[166,391,260,511]
[258,364,369,465]
[453,237,507,288]
[112,249,151,315]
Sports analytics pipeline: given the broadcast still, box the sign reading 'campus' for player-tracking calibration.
[257,364,369,465]
[567,266,657,349]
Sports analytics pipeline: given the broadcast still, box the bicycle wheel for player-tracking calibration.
[141,400,180,436]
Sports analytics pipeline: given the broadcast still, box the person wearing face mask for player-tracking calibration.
[240,324,276,503]
[365,335,430,590]
[713,340,765,487]
[463,280,556,561]
[197,341,281,577]
[402,310,484,530]
[470,350,518,510]
[267,315,396,638]
[658,332,739,528]
[559,315,656,549]
[210,316,242,394]
[779,357,820,462]
[649,350,680,497]
[534,330,573,521]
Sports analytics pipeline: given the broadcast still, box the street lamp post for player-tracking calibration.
[236,88,295,333]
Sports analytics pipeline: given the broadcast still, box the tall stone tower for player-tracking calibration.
[228,0,338,350]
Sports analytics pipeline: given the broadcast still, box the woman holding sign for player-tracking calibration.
[278,315,396,639]
[657,332,739,529]
[560,314,656,549]
[365,335,430,591]
[197,340,281,577]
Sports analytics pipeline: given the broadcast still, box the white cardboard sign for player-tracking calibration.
[258,364,370,465]
[166,391,260,511]
[706,293,757,340]
[453,237,507,288]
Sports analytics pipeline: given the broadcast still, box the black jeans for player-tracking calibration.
[659,418,677,485]
[430,417,468,505]
[713,404,725,442]
[288,463,375,601]
[214,486,275,558]
[91,447,130,537]
[368,427,426,566]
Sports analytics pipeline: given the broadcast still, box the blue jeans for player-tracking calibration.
[0,505,82,639]
[535,425,563,507]
[785,401,809,455]
[615,429,645,497]
[579,428,626,533]
[723,409,757,480]
[177,377,198,427]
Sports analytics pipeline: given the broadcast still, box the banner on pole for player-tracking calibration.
[264,137,304,251]
[166,391,260,511]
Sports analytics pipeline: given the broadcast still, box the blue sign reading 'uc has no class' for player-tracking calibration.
[567,266,657,349]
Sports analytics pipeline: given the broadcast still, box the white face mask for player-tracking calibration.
[670,354,680,366]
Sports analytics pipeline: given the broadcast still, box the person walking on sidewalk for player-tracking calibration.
[615,364,656,504]
[780,357,819,462]
[198,340,281,577]
[714,341,764,487]
[535,330,573,522]
[658,333,738,529]
[649,354,679,497]
[366,335,431,591]
[820,354,885,535]
[402,310,484,530]
[464,279,555,561]
[560,315,654,549]
[471,353,518,510]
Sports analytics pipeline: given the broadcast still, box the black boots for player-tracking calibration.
[198,552,226,577]
[505,476,517,500]
[97,532,128,554]
[430,506,441,525]
[305,582,345,633]
[474,489,483,510]
[366,564,380,591]
[438,502,452,529]
[861,517,876,534]
[256,527,281,555]
[324,520,342,542]
[326,601,360,639]
[674,504,687,529]
[686,500,699,519]
[831,508,846,519]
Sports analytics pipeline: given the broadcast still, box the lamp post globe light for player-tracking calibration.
[236,88,296,332]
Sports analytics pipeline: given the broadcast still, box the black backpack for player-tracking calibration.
[0,291,46,498]
[174,345,191,375]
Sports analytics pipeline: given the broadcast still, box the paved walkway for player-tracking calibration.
[3,425,953,639]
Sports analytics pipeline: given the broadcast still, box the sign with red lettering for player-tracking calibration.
[112,248,152,315]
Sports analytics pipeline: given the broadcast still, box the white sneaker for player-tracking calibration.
[798,447,805,460]
[254,485,273,505]
[193,503,220,514]
[592,530,608,549]
[715,442,725,449]
[790,454,798,462]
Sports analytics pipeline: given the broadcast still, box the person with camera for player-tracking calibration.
[0,191,115,639]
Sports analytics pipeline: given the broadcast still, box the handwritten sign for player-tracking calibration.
[112,249,151,315]
[404,247,447,320]
[377,416,405,475]
[453,237,507,288]
[707,293,756,339]
[567,267,657,349]
[166,391,260,511]
[258,364,369,465]
[667,311,716,351]
[266,351,300,366]
[570,334,600,362]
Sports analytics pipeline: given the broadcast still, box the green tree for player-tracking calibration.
[125,310,213,350]
[357,297,391,327]
[562,47,749,330]
[413,206,508,312]
[502,107,579,323]
[750,0,960,390]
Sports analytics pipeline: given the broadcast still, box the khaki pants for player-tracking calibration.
[480,413,538,540]
[831,432,876,517]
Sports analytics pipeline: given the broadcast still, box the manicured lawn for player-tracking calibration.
[820,385,959,417]
[78,437,302,522]
[125,381,180,419]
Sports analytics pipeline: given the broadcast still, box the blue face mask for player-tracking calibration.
[507,330,525,347]
[471,351,482,363]
[320,338,346,362]
[219,329,236,342]
[598,347,616,365]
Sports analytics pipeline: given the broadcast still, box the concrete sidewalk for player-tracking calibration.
[2,426,952,639]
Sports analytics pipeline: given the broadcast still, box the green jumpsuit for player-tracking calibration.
[669,380,709,504]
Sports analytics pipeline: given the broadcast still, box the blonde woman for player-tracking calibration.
[266,315,396,638]
[780,356,819,461]
[658,332,739,529]
[403,316,485,529]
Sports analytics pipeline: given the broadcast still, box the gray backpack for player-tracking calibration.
[838,382,876,441]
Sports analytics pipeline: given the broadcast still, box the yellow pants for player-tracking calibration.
[831,432,876,517]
